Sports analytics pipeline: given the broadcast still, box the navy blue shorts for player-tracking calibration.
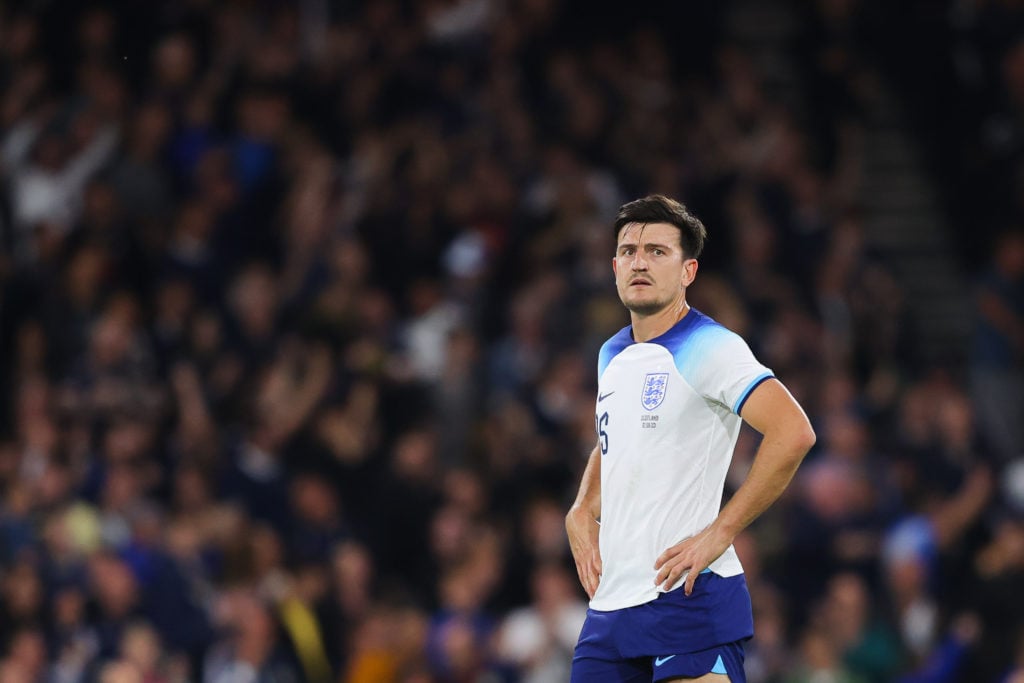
[571,572,753,682]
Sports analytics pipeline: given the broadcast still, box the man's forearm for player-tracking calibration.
[568,445,602,521]
[714,427,813,539]
[567,444,603,598]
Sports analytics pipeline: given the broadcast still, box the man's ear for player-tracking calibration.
[612,257,618,278]
[682,258,698,286]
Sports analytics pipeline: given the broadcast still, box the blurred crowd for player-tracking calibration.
[0,1,1022,682]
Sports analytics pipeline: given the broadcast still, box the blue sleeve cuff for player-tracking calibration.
[733,373,774,415]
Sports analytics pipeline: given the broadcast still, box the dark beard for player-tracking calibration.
[623,299,668,316]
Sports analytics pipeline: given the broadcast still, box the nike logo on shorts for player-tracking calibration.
[654,655,676,666]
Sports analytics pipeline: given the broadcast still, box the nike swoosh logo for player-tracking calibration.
[598,391,615,402]
[654,655,676,666]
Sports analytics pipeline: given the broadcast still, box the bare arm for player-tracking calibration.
[1,120,39,170]
[654,378,815,594]
[566,444,602,598]
[62,124,119,190]
[978,289,1024,351]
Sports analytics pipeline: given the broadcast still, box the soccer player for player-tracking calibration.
[566,195,816,682]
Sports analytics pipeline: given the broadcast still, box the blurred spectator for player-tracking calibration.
[785,628,866,683]
[118,621,171,683]
[203,592,300,683]
[820,573,903,682]
[969,514,1024,682]
[1,109,119,265]
[494,562,587,683]
[0,626,47,683]
[897,614,982,683]
[970,228,1024,462]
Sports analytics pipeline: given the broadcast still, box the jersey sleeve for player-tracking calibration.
[673,325,773,414]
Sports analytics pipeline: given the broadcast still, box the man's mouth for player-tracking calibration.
[629,278,651,287]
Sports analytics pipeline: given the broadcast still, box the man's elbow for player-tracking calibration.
[791,422,816,459]
[769,418,815,465]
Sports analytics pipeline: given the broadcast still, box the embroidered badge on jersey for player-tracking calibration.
[641,372,668,410]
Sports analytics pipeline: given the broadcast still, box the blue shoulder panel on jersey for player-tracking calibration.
[651,308,728,382]
[597,325,634,378]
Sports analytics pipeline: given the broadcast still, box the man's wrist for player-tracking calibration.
[709,519,740,545]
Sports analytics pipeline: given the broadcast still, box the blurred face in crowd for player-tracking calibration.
[5,629,45,679]
[154,34,195,89]
[99,661,141,683]
[613,222,696,317]
[89,554,138,617]
[3,561,42,618]
[996,232,1024,278]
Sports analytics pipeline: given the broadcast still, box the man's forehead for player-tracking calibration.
[616,222,680,244]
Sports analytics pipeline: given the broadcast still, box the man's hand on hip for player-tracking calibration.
[654,524,733,595]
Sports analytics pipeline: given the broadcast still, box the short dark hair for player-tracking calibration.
[613,195,707,259]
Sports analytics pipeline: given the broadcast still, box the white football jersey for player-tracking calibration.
[589,308,773,611]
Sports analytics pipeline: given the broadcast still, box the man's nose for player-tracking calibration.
[631,252,649,270]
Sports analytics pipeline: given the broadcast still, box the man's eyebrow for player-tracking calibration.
[617,241,672,250]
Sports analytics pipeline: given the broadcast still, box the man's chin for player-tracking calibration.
[623,299,667,316]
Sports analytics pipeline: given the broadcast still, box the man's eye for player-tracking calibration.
[653,249,664,256]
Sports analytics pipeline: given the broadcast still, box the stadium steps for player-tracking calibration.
[723,0,971,367]
[858,90,972,366]
[724,0,804,105]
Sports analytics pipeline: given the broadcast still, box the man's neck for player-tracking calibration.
[631,300,691,342]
